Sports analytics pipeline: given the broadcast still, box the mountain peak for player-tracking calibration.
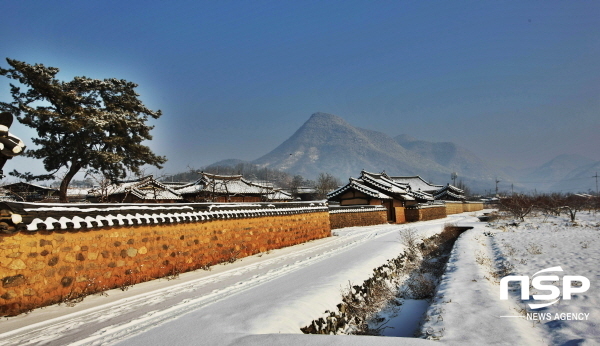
[305,112,348,126]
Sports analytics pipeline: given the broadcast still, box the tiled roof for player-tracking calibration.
[388,175,443,193]
[0,201,328,232]
[268,189,293,201]
[328,178,393,200]
[433,184,465,200]
[408,189,435,201]
[174,173,291,200]
[359,171,411,195]
[91,176,183,200]
[2,182,57,192]
[328,205,387,214]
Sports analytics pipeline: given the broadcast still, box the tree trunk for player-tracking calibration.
[59,162,83,203]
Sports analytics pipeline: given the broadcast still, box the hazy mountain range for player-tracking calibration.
[210,112,599,194]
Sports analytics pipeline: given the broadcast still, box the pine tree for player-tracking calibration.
[0,58,166,202]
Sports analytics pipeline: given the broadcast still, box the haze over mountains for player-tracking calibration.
[212,112,599,194]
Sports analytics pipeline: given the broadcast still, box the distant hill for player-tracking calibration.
[200,112,597,194]
[251,112,502,191]
[518,154,595,192]
[206,159,251,169]
[548,159,600,193]
[393,134,507,183]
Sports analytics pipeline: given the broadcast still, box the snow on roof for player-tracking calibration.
[433,184,465,201]
[328,204,387,214]
[297,187,316,194]
[12,201,328,231]
[388,175,443,193]
[199,172,244,180]
[2,182,58,191]
[360,170,411,195]
[328,178,393,200]
[90,176,183,200]
[66,188,92,196]
[175,173,280,197]
[434,189,465,201]
[268,189,293,201]
[573,193,594,198]
[408,189,434,201]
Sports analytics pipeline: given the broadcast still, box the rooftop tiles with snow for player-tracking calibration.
[0,201,328,232]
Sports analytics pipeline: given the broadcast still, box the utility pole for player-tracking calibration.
[495,178,500,197]
[593,172,599,215]
[451,172,457,186]
[511,183,514,196]
[594,172,599,197]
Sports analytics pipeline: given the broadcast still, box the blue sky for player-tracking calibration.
[1,1,599,177]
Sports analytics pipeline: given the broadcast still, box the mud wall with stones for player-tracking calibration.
[328,206,387,230]
[463,202,484,212]
[394,207,406,224]
[444,202,464,215]
[405,205,447,222]
[0,202,330,316]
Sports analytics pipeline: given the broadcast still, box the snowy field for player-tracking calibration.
[1,209,598,345]
[422,210,600,345]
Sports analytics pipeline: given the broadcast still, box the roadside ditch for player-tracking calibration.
[300,223,472,337]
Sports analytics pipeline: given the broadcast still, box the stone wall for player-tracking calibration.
[405,205,447,222]
[0,202,330,316]
[0,199,486,316]
[328,206,387,229]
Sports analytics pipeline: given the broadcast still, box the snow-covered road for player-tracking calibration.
[0,213,475,346]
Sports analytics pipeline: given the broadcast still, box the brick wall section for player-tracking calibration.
[394,207,406,224]
[329,210,387,229]
[405,205,447,222]
[445,202,464,215]
[0,212,330,316]
[463,202,484,212]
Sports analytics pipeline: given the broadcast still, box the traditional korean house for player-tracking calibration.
[1,182,58,202]
[89,175,182,203]
[328,170,435,223]
[433,184,466,201]
[66,188,93,203]
[173,172,292,203]
[0,187,20,202]
[295,187,318,201]
[388,175,443,195]
[267,188,294,202]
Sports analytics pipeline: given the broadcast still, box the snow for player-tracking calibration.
[421,212,600,345]
[23,203,328,231]
[1,210,599,345]
[329,205,386,214]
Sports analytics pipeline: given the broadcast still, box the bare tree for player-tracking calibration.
[86,171,115,203]
[561,194,591,223]
[289,175,304,199]
[314,172,340,199]
[499,194,535,222]
[455,179,471,197]
[534,193,563,217]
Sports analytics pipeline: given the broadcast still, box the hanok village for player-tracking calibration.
[0,112,482,317]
